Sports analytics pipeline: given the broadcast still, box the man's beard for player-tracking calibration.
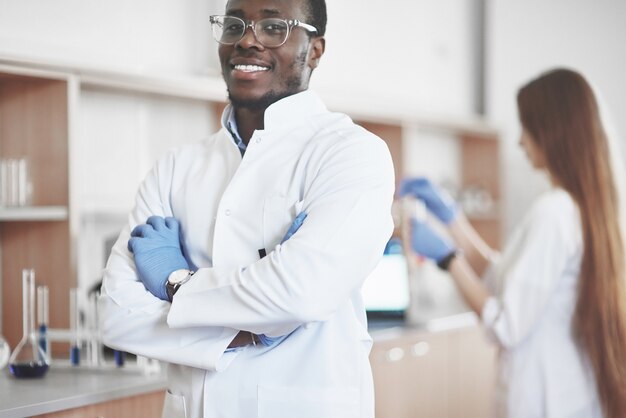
[228,87,297,111]
[227,51,308,111]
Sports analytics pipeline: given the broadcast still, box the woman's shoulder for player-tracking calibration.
[526,187,581,241]
[530,187,577,218]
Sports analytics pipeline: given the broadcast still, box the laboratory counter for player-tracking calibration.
[0,312,478,418]
[0,366,167,418]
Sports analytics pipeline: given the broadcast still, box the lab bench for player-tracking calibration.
[0,366,166,418]
[0,312,492,418]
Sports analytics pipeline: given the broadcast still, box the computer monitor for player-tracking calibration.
[361,253,410,320]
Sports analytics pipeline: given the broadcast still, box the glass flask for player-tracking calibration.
[8,269,50,378]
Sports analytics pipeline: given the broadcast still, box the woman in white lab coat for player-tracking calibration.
[401,68,626,417]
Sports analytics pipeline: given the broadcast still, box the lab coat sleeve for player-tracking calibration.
[480,194,579,348]
[98,151,238,371]
[168,132,396,336]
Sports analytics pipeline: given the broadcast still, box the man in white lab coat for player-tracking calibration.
[98,0,395,417]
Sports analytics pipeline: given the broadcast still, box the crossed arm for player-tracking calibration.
[127,213,307,348]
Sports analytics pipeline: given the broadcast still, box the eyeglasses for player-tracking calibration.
[209,15,318,48]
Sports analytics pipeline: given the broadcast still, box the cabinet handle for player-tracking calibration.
[385,347,405,362]
[411,341,430,357]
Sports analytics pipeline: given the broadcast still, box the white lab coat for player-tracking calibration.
[98,90,395,418]
[481,188,602,418]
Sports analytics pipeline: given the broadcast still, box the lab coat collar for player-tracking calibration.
[263,90,327,132]
[220,89,328,135]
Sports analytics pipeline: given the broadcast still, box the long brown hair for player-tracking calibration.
[517,68,626,417]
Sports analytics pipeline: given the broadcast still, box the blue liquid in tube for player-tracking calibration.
[39,324,48,353]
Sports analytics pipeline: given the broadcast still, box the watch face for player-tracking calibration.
[168,269,191,284]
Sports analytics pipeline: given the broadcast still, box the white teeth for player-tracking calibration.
[234,64,269,72]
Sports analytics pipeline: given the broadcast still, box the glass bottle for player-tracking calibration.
[8,269,50,378]
[401,197,434,324]
[0,334,10,369]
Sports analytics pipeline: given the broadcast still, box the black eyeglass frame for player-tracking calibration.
[209,15,318,48]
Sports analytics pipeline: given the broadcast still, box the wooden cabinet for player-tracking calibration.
[0,59,225,356]
[0,68,73,354]
[0,52,231,345]
[370,324,496,418]
[34,390,165,418]
[459,131,500,248]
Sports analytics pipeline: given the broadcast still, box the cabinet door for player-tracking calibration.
[448,325,496,417]
[34,390,165,418]
[370,330,451,418]
[371,325,496,418]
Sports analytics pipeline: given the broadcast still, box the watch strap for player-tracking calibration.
[166,270,194,302]
[437,250,459,271]
[166,281,178,302]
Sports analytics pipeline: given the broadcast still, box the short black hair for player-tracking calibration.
[303,0,327,37]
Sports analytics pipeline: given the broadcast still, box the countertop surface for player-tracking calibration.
[0,365,166,418]
[0,278,476,418]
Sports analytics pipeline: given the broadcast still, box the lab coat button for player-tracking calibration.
[256,137,262,143]
[225,209,231,216]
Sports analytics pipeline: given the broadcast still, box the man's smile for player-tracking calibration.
[233,64,270,73]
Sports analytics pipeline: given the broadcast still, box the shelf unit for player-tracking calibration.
[0,55,228,355]
[0,67,72,354]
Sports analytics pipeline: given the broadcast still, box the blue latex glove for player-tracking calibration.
[399,177,458,224]
[410,218,455,264]
[128,216,190,301]
[281,212,307,243]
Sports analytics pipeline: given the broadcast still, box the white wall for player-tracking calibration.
[0,0,213,75]
[313,0,477,117]
[1,0,477,114]
[487,0,626,236]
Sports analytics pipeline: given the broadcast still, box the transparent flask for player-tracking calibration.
[401,197,434,324]
[8,269,50,378]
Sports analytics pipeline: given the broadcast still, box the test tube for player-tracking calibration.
[69,288,80,366]
[37,286,49,354]
[17,158,32,207]
[88,292,102,366]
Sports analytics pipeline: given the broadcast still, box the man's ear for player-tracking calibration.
[308,37,326,69]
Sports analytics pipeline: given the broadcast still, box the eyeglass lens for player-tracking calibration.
[212,16,290,47]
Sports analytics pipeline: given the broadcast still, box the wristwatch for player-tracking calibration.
[166,269,194,302]
[437,250,461,271]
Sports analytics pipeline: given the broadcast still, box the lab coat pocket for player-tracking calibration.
[262,196,303,249]
[162,389,187,418]
[257,385,359,418]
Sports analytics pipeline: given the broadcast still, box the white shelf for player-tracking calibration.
[0,206,68,221]
[0,53,228,102]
